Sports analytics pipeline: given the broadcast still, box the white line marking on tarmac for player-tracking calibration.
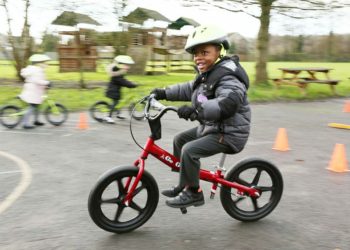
[0,151,32,215]
[0,130,51,135]
[62,134,73,137]
[0,170,22,175]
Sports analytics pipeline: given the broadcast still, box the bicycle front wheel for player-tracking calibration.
[88,166,159,234]
[89,101,110,122]
[44,103,68,126]
[220,158,283,222]
[129,102,145,121]
[0,105,22,129]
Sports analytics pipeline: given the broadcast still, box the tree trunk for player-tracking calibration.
[22,0,32,66]
[255,0,273,84]
[77,32,86,89]
[2,0,32,81]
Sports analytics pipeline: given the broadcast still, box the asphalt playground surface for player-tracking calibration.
[1,98,350,250]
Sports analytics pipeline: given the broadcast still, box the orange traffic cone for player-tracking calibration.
[343,100,350,113]
[76,112,89,130]
[327,144,349,173]
[272,128,290,151]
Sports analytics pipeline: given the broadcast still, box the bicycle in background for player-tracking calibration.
[89,91,146,122]
[0,94,68,129]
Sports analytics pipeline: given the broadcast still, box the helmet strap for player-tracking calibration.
[220,44,227,57]
[215,44,227,64]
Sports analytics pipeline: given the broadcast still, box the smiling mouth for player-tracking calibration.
[197,63,205,70]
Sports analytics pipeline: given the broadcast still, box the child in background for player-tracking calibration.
[104,55,137,123]
[19,54,51,129]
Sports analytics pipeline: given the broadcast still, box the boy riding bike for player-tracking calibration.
[104,55,137,124]
[151,25,251,209]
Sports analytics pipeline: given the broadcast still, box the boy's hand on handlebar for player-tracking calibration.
[150,88,166,100]
[177,105,198,121]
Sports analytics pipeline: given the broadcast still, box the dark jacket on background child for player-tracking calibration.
[106,65,137,100]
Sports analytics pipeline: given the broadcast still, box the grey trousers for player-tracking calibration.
[173,127,232,188]
[22,104,39,126]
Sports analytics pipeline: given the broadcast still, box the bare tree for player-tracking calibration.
[1,0,33,81]
[181,0,350,84]
[112,0,128,30]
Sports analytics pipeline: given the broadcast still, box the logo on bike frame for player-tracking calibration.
[160,154,181,167]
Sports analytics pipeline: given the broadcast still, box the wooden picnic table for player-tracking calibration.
[272,67,340,95]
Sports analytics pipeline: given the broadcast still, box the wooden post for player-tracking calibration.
[76,31,86,89]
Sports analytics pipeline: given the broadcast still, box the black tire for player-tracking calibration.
[220,158,283,222]
[90,101,110,122]
[88,166,159,233]
[44,103,68,126]
[129,102,145,121]
[0,105,22,129]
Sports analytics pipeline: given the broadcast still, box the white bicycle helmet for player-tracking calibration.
[184,25,230,54]
[114,55,135,65]
[29,54,51,63]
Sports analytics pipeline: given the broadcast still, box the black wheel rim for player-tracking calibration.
[95,175,151,228]
[0,106,21,128]
[130,103,145,120]
[46,104,67,125]
[90,102,109,122]
[227,163,282,217]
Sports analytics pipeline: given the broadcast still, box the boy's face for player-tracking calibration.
[192,44,220,73]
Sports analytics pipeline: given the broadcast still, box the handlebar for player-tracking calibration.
[130,95,178,147]
[144,95,177,121]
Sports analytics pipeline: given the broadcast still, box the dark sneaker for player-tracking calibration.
[33,121,45,126]
[161,186,183,198]
[23,125,35,129]
[165,189,204,208]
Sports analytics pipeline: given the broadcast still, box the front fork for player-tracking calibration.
[122,158,145,206]
[46,99,60,114]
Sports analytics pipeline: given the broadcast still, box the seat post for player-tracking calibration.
[218,153,226,169]
[210,153,227,199]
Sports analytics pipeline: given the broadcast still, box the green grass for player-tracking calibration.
[1,61,350,111]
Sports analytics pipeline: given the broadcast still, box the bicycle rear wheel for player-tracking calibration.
[88,166,159,233]
[90,101,110,122]
[0,105,22,129]
[220,158,283,222]
[44,103,68,126]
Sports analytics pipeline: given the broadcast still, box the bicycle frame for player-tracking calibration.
[44,96,61,115]
[123,136,260,205]
[12,96,59,115]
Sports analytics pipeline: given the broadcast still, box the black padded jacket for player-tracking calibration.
[165,56,251,153]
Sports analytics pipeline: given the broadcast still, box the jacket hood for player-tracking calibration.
[20,65,42,78]
[194,56,249,90]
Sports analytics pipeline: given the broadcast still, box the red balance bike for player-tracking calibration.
[88,95,283,234]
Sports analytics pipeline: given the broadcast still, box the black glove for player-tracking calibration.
[150,88,166,100]
[177,105,197,121]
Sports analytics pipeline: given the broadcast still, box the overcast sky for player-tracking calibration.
[0,0,349,40]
